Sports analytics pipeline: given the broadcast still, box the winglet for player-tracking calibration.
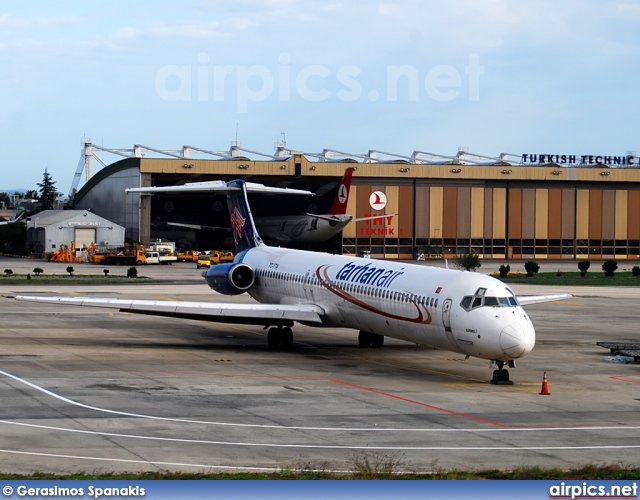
[327,167,355,215]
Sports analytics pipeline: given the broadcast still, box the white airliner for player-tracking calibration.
[168,168,388,244]
[7,180,571,384]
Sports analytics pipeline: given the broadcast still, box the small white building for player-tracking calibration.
[26,210,125,256]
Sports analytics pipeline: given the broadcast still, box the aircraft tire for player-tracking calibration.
[358,331,372,348]
[281,328,294,349]
[267,329,280,349]
[370,333,384,348]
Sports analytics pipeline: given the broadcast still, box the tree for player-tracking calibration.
[37,168,57,210]
[66,266,74,276]
[3,269,12,276]
[577,260,591,278]
[602,259,618,277]
[0,192,10,208]
[498,264,510,278]
[453,253,481,272]
[524,260,540,277]
[127,266,138,278]
[33,267,43,276]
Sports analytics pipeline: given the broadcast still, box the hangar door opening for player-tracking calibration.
[74,228,96,249]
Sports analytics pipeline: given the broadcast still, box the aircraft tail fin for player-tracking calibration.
[126,179,313,253]
[224,180,264,252]
[327,167,355,215]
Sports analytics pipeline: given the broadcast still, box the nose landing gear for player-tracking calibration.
[490,360,515,385]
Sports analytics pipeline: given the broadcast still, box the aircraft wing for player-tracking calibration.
[6,295,325,325]
[304,213,352,222]
[167,222,230,231]
[517,293,573,306]
[350,214,396,223]
[302,213,395,223]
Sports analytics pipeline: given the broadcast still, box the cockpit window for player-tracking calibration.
[484,296,499,306]
[460,290,519,311]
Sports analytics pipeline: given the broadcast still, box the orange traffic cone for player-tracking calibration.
[539,371,550,395]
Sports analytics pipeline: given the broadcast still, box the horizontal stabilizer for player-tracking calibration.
[127,181,313,196]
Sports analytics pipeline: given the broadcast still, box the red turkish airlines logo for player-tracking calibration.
[230,206,246,244]
[369,191,387,210]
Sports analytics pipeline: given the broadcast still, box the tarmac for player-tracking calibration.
[0,256,639,474]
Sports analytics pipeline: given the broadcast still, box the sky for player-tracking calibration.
[1,0,639,193]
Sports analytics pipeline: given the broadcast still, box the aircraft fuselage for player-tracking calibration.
[209,246,535,362]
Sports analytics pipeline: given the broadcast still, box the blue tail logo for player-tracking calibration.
[225,180,263,252]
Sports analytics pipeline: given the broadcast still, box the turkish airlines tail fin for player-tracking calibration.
[327,167,355,215]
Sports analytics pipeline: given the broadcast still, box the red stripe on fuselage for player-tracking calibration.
[316,265,432,324]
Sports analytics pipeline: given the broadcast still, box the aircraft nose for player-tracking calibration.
[499,321,535,358]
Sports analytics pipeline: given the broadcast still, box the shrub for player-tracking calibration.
[524,260,539,277]
[632,266,640,277]
[3,269,12,276]
[66,266,74,276]
[498,264,510,278]
[33,267,44,276]
[602,259,618,277]
[453,254,481,272]
[577,260,591,277]
[127,266,138,278]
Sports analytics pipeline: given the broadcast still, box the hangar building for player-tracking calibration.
[71,143,640,260]
[25,210,125,256]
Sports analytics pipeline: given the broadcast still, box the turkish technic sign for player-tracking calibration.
[521,153,638,166]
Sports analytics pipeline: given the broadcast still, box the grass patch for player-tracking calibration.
[0,463,637,480]
[493,271,640,286]
[0,274,156,285]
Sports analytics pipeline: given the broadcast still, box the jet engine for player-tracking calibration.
[204,263,255,295]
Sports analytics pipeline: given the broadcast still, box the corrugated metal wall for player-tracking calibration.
[344,182,640,259]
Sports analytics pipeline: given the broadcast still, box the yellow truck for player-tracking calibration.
[177,250,199,262]
[196,250,234,268]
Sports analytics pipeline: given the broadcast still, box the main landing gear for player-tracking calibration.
[267,326,294,349]
[358,330,384,348]
[490,360,515,385]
